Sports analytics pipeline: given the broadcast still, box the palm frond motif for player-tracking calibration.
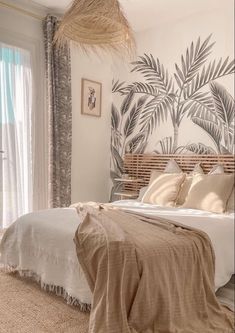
[121,82,160,97]
[210,81,235,151]
[186,91,214,110]
[120,88,135,115]
[181,91,215,122]
[185,143,217,154]
[111,103,120,130]
[125,133,147,153]
[154,136,174,154]
[192,116,222,152]
[210,81,235,126]
[110,33,234,189]
[185,58,234,98]
[174,34,214,88]
[140,94,175,134]
[124,96,148,138]
[131,54,174,93]
[111,104,122,148]
[111,145,123,175]
[112,79,126,94]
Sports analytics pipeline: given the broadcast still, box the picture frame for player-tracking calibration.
[81,78,102,117]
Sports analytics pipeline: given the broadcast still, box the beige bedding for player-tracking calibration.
[74,203,234,333]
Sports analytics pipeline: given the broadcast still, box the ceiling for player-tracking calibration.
[30,0,226,31]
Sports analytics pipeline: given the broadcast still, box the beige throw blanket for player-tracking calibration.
[74,203,234,333]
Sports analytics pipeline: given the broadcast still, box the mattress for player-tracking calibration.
[0,200,234,307]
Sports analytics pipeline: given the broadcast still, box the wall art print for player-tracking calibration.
[110,34,235,199]
[81,78,102,117]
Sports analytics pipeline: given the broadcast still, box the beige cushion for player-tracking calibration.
[177,176,194,206]
[227,180,234,212]
[182,174,234,213]
[191,163,204,175]
[148,171,163,185]
[137,186,148,201]
[227,188,234,212]
[177,163,204,205]
[209,164,224,175]
[164,159,182,173]
[142,173,186,207]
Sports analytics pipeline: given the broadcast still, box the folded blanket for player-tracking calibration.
[74,203,234,333]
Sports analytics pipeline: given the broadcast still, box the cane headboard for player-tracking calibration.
[122,154,235,193]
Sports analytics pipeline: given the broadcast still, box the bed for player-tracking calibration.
[0,200,234,307]
[0,154,234,331]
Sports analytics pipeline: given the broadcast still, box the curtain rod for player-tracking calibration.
[0,1,44,21]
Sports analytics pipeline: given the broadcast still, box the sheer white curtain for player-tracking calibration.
[0,42,32,229]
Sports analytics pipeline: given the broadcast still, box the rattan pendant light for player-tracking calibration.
[54,0,136,57]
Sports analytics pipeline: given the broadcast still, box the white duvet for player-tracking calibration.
[0,200,234,307]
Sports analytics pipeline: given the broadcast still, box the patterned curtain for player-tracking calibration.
[43,15,72,208]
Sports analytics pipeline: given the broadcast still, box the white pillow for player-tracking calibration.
[182,174,234,214]
[191,163,204,175]
[209,164,224,175]
[137,186,148,201]
[164,159,182,173]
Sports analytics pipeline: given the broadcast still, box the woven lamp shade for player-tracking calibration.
[54,0,136,57]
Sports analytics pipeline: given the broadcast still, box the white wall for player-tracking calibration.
[71,48,112,203]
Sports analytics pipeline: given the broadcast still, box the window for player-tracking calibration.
[0,42,32,228]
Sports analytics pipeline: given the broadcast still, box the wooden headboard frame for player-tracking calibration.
[123,154,235,192]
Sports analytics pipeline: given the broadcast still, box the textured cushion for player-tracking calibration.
[137,186,148,201]
[182,174,234,214]
[148,171,163,185]
[191,163,204,175]
[177,163,204,205]
[164,159,182,173]
[209,164,224,175]
[227,188,234,212]
[142,173,186,207]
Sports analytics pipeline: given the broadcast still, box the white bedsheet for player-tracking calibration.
[113,200,235,291]
[0,201,234,306]
[0,208,92,306]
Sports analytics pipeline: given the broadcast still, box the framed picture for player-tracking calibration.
[81,78,102,117]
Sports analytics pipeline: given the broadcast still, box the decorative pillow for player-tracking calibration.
[182,174,234,214]
[209,164,224,175]
[191,163,204,175]
[227,187,235,212]
[142,173,186,207]
[164,159,182,173]
[148,171,163,185]
[137,186,148,201]
[177,163,204,205]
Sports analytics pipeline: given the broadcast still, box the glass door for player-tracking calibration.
[0,42,33,229]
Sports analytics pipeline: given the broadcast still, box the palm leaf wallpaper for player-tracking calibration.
[110,35,235,198]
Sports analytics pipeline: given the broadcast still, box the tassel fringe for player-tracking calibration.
[0,265,91,312]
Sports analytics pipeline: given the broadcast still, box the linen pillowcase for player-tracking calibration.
[149,160,182,185]
[164,159,182,173]
[148,171,163,186]
[177,163,204,205]
[182,174,234,214]
[142,173,186,207]
[137,186,148,201]
[209,164,224,175]
[227,187,235,212]
[192,163,204,175]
